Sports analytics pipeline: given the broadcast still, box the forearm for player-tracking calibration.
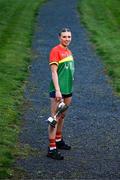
[52,71,60,92]
[51,64,62,101]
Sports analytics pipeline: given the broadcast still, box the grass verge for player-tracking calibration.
[0,0,45,178]
[78,0,120,95]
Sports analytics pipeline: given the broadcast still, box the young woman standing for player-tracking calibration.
[47,28,75,160]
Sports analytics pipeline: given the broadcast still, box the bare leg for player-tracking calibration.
[48,98,58,139]
[57,96,72,134]
[47,98,64,160]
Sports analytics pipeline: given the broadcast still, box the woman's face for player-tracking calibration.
[59,31,72,47]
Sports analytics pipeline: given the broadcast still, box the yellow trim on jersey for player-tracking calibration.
[59,55,73,64]
[49,62,58,66]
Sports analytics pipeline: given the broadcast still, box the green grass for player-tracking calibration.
[78,0,120,95]
[0,0,45,178]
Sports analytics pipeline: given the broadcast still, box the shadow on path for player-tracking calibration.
[16,0,120,179]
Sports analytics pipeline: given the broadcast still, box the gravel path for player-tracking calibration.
[17,0,120,179]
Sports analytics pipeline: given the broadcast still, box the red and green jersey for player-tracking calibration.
[49,44,74,94]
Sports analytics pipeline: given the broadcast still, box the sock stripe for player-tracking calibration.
[56,131,62,142]
[49,138,56,149]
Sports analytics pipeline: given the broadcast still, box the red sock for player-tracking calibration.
[56,131,62,142]
[49,138,56,150]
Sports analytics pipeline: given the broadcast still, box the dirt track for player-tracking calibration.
[16,0,120,179]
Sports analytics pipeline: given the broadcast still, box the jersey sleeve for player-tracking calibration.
[49,47,59,66]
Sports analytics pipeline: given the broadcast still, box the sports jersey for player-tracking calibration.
[49,44,74,94]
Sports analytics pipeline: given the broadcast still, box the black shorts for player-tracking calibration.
[49,91,72,98]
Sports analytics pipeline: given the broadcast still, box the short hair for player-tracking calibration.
[59,28,71,36]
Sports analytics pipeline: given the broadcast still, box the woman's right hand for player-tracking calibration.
[55,90,62,102]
